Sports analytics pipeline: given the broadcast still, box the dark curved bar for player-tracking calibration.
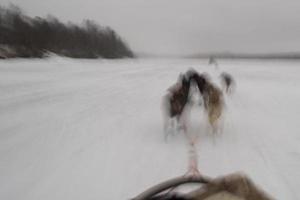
[133,175,211,200]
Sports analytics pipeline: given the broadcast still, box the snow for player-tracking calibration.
[0,57,300,200]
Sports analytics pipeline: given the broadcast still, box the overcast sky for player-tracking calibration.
[2,0,300,55]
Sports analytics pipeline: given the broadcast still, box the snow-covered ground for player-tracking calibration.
[0,57,300,200]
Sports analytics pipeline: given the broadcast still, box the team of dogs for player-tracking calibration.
[162,69,234,140]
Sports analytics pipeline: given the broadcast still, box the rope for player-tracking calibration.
[186,143,200,176]
[183,129,201,177]
[133,125,205,199]
[162,129,201,196]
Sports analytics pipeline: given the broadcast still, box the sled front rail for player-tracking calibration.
[133,175,211,200]
[132,173,274,200]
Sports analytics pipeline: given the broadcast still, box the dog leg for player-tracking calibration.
[164,117,178,141]
[212,122,218,135]
[163,119,170,142]
[177,115,187,134]
[164,118,174,142]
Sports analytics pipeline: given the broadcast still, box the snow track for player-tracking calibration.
[0,58,300,199]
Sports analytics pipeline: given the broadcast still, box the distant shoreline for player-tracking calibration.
[186,53,300,60]
[136,52,300,60]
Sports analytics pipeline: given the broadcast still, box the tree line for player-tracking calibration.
[0,4,134,58]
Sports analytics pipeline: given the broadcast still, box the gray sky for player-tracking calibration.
[2,0,300,55]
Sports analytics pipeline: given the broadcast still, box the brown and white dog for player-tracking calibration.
[162,72,192,140]
[190,72,224,133]
[162,70,224,139]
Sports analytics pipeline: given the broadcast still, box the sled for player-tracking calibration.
[132,173,274,200]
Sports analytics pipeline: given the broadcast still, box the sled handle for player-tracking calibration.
[133,175,211,200]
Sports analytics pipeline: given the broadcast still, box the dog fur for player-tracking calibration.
[202,82,224,132]
[162,70,225,138]
[162,73,192,139]
[190,72,224,133]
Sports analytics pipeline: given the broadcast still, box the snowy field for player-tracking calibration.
[0,57,300,200]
